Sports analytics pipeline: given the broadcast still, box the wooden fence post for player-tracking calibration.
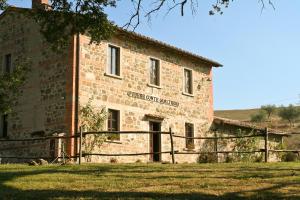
[264,127,269,163]
[79,126,83,165]
[214,131,218,163]
[169,128,175,164]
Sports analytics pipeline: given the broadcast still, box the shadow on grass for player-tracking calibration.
[0,164,300,199]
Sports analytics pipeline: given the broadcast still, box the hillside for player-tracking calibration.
[215,106,300,122]
[215,107,300,149]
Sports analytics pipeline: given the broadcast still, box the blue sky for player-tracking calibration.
[6,0,300,110]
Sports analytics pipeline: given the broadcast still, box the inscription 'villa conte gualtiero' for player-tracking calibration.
[127,91,179,107]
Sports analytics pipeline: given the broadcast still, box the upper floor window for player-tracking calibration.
[108,45,120,76]
[149,58,160,86]
[184,68,193,94]
[107,109,120,140]
[4,54,12,74]
[0,114,8,138]
[185,123,194,149]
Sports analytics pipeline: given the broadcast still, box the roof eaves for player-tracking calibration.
[116,28,223,67]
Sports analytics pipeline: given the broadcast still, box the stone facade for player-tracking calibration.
[0,9,75,160]
[0,7,287,164]
[0,7,220,163]
[79,34,216,163]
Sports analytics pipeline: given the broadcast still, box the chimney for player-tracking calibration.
[32,0,49,9]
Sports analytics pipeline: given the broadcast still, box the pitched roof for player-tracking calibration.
[115,28,222,67]
[213,116,290,136]
[1,6,222,67]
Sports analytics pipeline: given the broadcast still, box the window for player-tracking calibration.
[184,68,193,94]
[108,45,120,76]
[149,58,160,86]
[4,54,12,73]
[1,114,8,138]
[107,109,120,140]
[185,123,194,149]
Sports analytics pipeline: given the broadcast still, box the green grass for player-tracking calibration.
[0,163,300,199]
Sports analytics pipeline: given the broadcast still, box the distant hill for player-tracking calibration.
[215,107,300,149]
[215,108,260,121]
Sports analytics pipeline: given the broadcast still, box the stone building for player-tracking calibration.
[0,1,287,163]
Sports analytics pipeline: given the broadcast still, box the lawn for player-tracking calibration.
[0,162,300,200]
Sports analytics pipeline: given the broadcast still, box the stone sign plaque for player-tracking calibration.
[127,91,179,107]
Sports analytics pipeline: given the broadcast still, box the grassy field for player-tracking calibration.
[0,163,300,200]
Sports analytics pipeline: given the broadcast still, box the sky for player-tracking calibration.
[6,0,300,110]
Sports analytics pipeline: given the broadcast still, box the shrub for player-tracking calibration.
[110,158,118,163]
[250,111,266,123]
[197,153,218,163]
[225,155,234,163]
[281,152,298,162]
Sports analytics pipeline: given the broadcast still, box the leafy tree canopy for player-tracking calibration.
[278,104,300,127]
[0,61,30,114]
[0,0,276,49]
[261,104,276,119]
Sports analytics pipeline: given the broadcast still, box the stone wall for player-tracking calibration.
[79,34,214,163]
[212,123,284,162]
[0,9,74,161]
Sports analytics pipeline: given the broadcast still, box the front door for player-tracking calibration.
[149,121,161,162]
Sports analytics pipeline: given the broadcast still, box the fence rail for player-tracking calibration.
[0,127,299,164]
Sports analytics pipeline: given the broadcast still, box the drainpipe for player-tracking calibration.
[74,32,80,158]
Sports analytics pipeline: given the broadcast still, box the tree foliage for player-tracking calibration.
[80,99,107,161]
[0,0,276,47]
[33,0,117,50]
[261,104,276,120]
[0,61,31,114]
[278,104,300,127]
[250,111,266,123]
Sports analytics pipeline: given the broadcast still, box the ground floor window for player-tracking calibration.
[1,114,8,138]
[185,123,194,149]
[107,109,120,140]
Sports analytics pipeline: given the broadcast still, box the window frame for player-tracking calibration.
[106,44,122,79]
[148,57,161,88]
[107,108,120,141]
[182,67,194,96]
[0,114,8,138]
[185,123,194,149]
[3,54,12,74]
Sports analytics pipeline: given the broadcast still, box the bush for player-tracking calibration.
[250,111,266,123]
[110,158,118,163]
[225,155,234,163]
[197,153,218,163]
[281,152,298,162]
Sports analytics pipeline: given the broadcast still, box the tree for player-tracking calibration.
[0,61,30,114]
[278,104,300,127]
[261,104,276,120]
[0,0,276,47]
[250,111,266,123]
